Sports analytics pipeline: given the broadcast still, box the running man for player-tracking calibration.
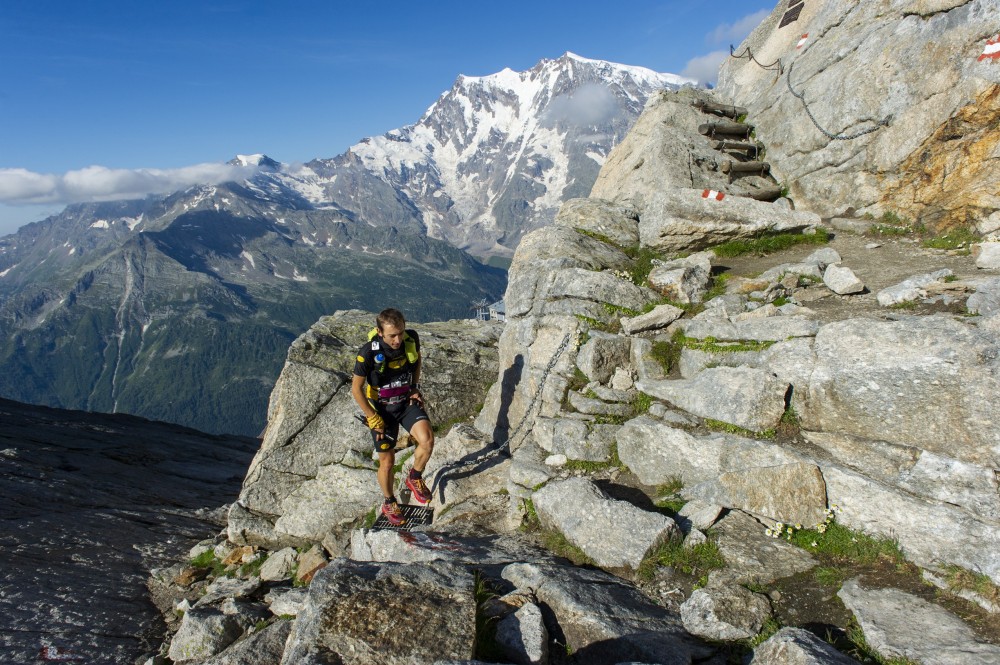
[351,308,434,525]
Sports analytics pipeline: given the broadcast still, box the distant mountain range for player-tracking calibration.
[0,53,690,436]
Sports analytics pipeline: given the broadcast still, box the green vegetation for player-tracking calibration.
[190,550,228,577]
[709,228,830,258]
[865,212,979,254]
[845,621,919,665]
[889,300,919,311]
[239,554,267,578]
[748,617,782,648]
[574,228,617,246]
[520,498,596,566]
[638,537,726,582]
[776,405,801,438]
[654,478,686,514]
[789,520,904,566]
[702,273,731,302]
[922,227,978,251]
[361,505,379,529]
[624,245,663,286]
[941,564,1000,606]
[602,302,642,318]
[650,337,683,374]
[633,391,654,415]
[705,418,776,440]
[473,573,507,661]
[814,566,847,587]
[676,333,775,355]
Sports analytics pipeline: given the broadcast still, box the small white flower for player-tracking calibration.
[811,541,818,547]
[765,529,774,537]
[794,523,802,530]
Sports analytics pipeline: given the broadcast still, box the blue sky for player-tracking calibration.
[0,1,774,235]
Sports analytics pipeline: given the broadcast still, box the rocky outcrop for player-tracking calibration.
[716,1,1000,232]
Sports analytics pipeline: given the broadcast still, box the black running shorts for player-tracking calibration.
[370,400,429,453]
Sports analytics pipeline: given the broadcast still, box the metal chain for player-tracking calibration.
[729,44,783,73]
[785,60,891,141]
[429,332,573,497]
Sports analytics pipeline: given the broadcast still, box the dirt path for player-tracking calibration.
[712,229,985,323]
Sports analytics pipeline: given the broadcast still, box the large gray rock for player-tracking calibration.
[823,264,865,295]
[577,331,632,384]
[421,424,512,520]
[638,189,820,252]
[800,317,1000,468]
[553,197,640,248]
[620,303,685,334]
[638,366,790,433]
[647,252,714,303]
[717,2,1000,232]
[281,560,476,665]
[531,477,680,570]
[475,314,582,455]
[974,242,1000,270]
[708,511,816,586]
[259,547,297,582]
[230,311,502,549]
[967,277,1000,316]
[549,268,655,313]
[501,562,711,665]
[201,620,293,665]
[533,416,612,462]
[616,416,723,486]
[838,577,1000,664]
[876,269,953,306]
[803,431,1000,523]
[751,627,860,665]
[682,316,819,342]
[680,586,772,641]
[168,607,248,663]
[821,463,1000,584]
[349,530,552,567]
[684,462,828,528]
[503,227,632,320]
[496,602,548,665]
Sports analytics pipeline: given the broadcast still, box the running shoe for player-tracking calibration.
[405,473,432,505]
[381,499,406,526]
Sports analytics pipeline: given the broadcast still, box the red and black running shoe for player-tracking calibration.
[381,499,406,526]
[405,472,432,505]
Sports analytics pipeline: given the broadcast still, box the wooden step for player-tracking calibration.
[711,140,761,154]
[698,121,753,138]
[692,99,748,118]
[737,187,783,202]
[722,160,770,175]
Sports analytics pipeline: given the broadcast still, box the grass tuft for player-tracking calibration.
[705,418,776,439]
[710,228,830,258]
[638,538,726,582]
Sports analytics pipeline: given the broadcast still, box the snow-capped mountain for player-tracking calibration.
[255,52,691,257]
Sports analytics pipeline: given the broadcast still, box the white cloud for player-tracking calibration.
[682,50,729,85]
[0,162,261,206]
[544,83,621,126]
[707,9,771,46]
[682,9,771,86]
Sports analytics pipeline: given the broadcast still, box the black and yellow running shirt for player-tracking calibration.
[353,329,420,405]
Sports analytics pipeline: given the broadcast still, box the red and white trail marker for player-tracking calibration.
[979,35,1000,62]
[702,189,725,201]
[797,33,809,49]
